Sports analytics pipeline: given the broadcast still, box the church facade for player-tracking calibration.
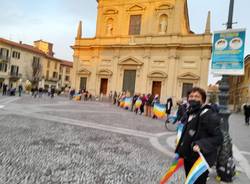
[72,0,212,102]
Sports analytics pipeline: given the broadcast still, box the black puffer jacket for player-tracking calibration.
[175,105,223,166]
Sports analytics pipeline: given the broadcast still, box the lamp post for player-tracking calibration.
[219,0,234,131]
[217,0,236,182]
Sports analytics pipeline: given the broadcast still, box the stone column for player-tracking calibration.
[200,56,210,90]
[92,55,99,96]
[72,56,79,90]
[167,49,178,101]
[113,50,120,93]
[142,55,150,94]
[143,48,151,94]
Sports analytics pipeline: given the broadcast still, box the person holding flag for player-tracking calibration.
[175,87,223,183]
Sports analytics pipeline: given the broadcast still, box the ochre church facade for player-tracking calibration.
[72,0,212,102]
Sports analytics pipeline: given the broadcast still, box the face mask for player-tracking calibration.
[188,100,201,109]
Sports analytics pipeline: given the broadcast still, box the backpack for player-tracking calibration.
[216,130,236,182]
[199,105,236,182]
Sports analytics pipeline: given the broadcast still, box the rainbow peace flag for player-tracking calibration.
[153,103,166,118]
[160,154,184,184]
[119,99,125,108]
[124,97,132,109]
[135,99,142,109]
[185,152,210,184]
[176,123,184,145]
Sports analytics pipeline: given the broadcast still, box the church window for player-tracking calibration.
[129,15,141,35]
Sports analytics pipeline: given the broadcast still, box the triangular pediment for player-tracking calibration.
[148,71,168,78]
[97,69,113,76]
[78,68,91,75]
[118,57,144,66]
[178,72,200,80]
[127,4,145,12]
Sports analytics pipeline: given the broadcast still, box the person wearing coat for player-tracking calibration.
[175,87,223,184]
[166,97,173,116]
[243,103,250,125]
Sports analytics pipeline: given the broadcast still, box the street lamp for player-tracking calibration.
[217,0,236,182]
[219,0,235,131]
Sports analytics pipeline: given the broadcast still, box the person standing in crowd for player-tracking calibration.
[172,100,187,124]
[109,91,113,102]
[2,83,7,96]
[140,94,147,115]
[38,87,43,98]
[131,93,139,111]
[117,92,121,106]
[69,89,75,100]
[152,94,160,119]
[85,91,89,101]
[243,103,250,125]
[34,86,38,98]
[18,84,23,97]
[175,87,223,183]
[146,93,154,117]
[50,87,55,98]
[47,87,51,97]
[166,97,173,117]
[113,91,117,105]
[208,98,219,114]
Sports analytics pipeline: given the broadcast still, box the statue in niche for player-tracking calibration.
[106,18,113,36]
[159,15,168,34]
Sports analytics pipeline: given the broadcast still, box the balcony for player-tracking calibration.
[48,77,59,82]
[8,72,22,79]
[0,55,10,62]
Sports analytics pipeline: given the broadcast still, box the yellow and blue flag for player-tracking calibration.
[135,99,142,109]
[124,97,132,109]
[153,103,166,118]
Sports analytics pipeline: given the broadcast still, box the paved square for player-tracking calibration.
[0,95,250,184]
[0,96,184,184]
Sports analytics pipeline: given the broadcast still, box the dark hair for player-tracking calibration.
[189,87,207,103]
[186,90,192,100]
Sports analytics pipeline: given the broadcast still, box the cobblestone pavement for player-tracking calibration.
[0,95,249,183]
[0,95,185,184]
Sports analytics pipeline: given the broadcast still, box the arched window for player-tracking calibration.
[106,18,114,36]
[159,14,168,34]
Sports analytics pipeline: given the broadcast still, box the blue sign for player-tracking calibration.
[211,29,246,75]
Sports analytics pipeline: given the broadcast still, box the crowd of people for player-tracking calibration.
[0,83,23,97]
[110,91,174,119]
[69,88,93,101]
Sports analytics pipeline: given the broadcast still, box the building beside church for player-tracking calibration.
[229,55,250,111]
[0,38,73,90]
[72,0,212,102]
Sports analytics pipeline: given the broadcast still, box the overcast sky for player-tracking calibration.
[0,0,249,84]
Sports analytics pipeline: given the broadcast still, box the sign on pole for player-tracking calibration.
[211,28,246,75]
